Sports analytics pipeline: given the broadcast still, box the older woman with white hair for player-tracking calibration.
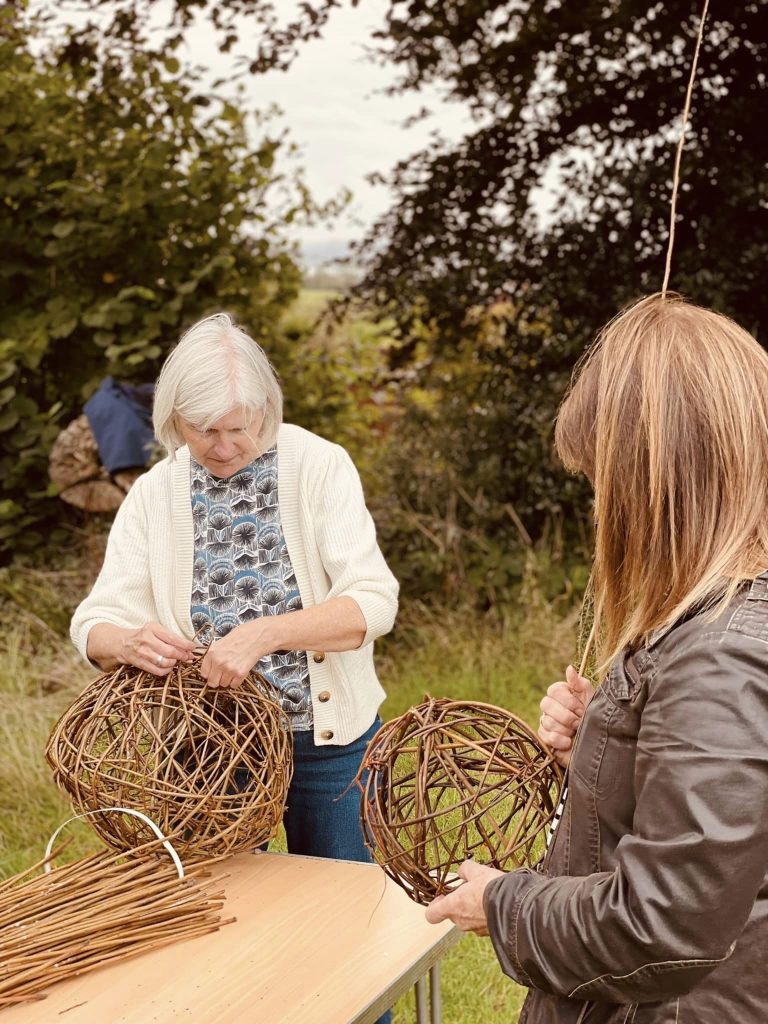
[70,312,399,868]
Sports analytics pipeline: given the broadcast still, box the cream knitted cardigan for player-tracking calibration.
[70,423,399,746]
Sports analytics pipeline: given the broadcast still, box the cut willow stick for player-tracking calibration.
[0,847,233,1008]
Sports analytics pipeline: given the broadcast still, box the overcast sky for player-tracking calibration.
[32,0,474,264]
[179,1,473,264]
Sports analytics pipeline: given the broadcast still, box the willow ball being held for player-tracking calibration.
[46,658,293,860]
[358,698,563,905]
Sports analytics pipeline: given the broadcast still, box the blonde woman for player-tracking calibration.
[426,294,768,1023]
[71,313,398,878]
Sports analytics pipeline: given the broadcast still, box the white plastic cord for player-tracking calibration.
[44,807,185,879]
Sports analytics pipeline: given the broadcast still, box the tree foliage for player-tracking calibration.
[39,0,345,74]
[353,0,767,359]
[12,1,767,599]
[92,0,766,346]
[348,0,767,588]
[0,5,310,553]
[91,2,767,555]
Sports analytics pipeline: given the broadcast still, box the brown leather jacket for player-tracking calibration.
[484,575,768,1023]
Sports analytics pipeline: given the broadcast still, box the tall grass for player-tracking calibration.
[0,558,580,1023]
[0,621,95,875]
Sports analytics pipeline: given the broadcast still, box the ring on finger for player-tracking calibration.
[156,654,164,667]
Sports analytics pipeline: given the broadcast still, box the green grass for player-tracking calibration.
[0,622,95,875]
[0,565,579,1024]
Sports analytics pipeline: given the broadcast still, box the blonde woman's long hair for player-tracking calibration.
[556,292,768,677]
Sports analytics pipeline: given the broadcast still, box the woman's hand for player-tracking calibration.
[119,622,197,675]
[424,860,504,935]
[87,621,197,675]
[538,664,593,768]
[200,620,274,688]
[198,597,368,688]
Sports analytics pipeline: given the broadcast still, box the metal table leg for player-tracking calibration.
[430,964,442,1024]
[415,976,428,1023]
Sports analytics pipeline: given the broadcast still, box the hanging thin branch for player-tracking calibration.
[661,0,711,296]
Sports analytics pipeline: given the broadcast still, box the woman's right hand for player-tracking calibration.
[87,621,196,675]
[119,622,197,675]
[538,664,593,768]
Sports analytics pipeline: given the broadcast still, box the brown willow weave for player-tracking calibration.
[358,698,563,905]
[0,843,232,1008]
[45,657,293,859]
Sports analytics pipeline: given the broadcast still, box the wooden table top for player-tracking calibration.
[2,852,461,1024]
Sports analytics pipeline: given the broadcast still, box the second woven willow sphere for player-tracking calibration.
[359,698,563,904]
[46,658,293,859]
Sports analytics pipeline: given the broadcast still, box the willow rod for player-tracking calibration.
[661,0,710,296]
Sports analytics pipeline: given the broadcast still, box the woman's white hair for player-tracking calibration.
[153,313,283,456]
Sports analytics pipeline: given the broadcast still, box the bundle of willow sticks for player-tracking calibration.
[0,845,233,1008]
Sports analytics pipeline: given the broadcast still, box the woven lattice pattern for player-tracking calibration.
[46,660,293,859]
[358,698,563,905]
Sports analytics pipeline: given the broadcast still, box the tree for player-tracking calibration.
[21,1,767,595]
[38,0,344,74]
[86,1,765,350]
[0,4,312,552]
[342,1,766,594]
[346,2,767,348]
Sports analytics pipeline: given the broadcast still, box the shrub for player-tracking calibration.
[0,7,307,554]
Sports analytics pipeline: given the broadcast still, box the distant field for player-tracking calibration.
[289,287,339,322]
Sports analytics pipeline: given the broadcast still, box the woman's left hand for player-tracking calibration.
[424,860,504,935]
[200,621,273,688]
[539,664,593,767]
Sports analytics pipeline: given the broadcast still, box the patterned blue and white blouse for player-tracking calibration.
[189,449,312,731]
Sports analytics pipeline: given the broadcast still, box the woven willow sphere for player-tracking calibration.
[358,698,563,905]
[45,658,293,859]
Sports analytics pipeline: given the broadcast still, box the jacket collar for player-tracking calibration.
[645,570,768,649]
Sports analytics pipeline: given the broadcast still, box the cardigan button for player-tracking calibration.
[318,691,331,703]
[313,652,326,664]
[320,729,334,740]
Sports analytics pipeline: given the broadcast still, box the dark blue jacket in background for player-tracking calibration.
[83,376,155,473]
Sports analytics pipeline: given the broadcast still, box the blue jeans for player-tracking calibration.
[283,718,391,1024]
[284,718,379,859]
